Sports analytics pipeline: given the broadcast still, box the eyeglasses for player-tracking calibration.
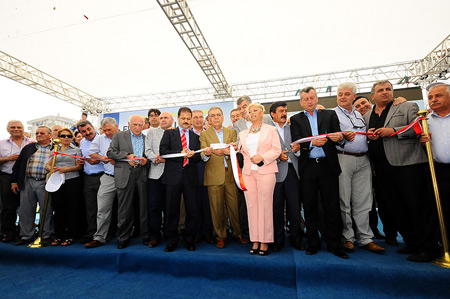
[337,106,366,129]
[59,134,73,139]
[36,132,48,135]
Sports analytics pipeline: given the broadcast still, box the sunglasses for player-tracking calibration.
[59,134,73,139]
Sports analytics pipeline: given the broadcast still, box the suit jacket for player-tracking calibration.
[159,127,201,186]
[234,114,273,143]
[200,126,236,186]
[145,127,165,180]
[269,122,300,183]
[290,109,342,176]
[107,130,149,189]
[238,124,281,176]
[363,101,427,166]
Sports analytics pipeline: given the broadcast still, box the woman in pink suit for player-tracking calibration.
[238,103,281,255]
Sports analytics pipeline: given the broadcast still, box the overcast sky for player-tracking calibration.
[1,0,449,138]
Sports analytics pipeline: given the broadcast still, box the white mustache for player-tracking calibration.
[430,101,440,106]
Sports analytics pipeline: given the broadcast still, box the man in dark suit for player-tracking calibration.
[160,107,201,252]
[290,86,348,259]
[107,115,149,249]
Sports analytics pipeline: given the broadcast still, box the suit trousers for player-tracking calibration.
[243,171,275,243]
[165,167,199,245]
[147,177,165,241]
[338,154,374,246]
[93,174,117,243]
[273,163,302,245]
[83,173,102,236]
[207,168,241,240]
[19,178,53,240]
[436,162,450,242]
[0,172,20,237]
[300,159,343,251]
[116,167,149,242]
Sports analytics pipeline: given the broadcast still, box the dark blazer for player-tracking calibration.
[290,109,342,176]
[159,128,201,186]
[11,143,41,190]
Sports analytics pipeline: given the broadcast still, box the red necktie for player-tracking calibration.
[181,129,188,167]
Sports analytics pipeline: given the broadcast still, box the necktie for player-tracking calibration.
[181,129,188,167]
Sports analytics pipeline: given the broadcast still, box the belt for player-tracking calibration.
[337,151,367,157]
[27,176,45,181]
[104,173,114,177]
[133,164,143,168]
[309,157,326,163]
[85,172,104,176]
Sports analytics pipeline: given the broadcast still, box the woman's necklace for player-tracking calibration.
[250,125,262,134]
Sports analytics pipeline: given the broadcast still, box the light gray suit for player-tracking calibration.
[145,127,165,180]
[107,130,149,242]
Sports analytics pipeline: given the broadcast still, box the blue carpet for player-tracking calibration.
[0,237,449,299]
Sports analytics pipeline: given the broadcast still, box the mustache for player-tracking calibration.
[430,102,440,106]
[281,115,287,119]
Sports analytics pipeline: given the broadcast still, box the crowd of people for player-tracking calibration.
[0,79,449,263]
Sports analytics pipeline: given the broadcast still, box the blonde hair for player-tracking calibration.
[247,102,265,114]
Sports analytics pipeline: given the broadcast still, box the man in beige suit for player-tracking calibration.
[201,106,248,248]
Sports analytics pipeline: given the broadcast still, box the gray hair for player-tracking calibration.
[429,83,450,95]
[101,117,117,127]
[37,126,52,134]
[6,120,23,129]
[208,106,223,116]
[337,82,357,94]
[371,80,393,95]
[237,96,252,106]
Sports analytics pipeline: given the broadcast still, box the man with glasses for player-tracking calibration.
[11,126,53,246]
[0,121,31,242]
[334,82,385,253]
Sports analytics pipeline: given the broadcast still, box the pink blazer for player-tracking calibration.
[238,124,282,176]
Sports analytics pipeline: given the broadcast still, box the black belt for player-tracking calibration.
[27,176,45,181]
[104,173,114,177]
[337,151,367,157]
[85,172,104,176]
[309,157,326,163]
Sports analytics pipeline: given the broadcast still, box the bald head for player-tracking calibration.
[159,112,174,130]
[128,115,145,136]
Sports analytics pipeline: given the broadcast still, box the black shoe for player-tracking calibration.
[259,249,269,256]
[330,249,349,259]
[2,235,15,243]
[292,241,305,251]
[79,235,93,244]
[142,238,150,245]
[373,229,386,240]
[14,239,31,246]
[385,236,398,246]
[407,250,441,263]
[186,243,196,251]
[117,239,129,249]
[397,245,418,255]
[165,243,176,252]
[306,247,319,255]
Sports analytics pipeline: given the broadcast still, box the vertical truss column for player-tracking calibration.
[156,0,232,98]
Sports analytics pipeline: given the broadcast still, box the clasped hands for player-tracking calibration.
[311,133,345,147]
[126,154,147,167]
[204,143,236,157]
[367,128,396,140]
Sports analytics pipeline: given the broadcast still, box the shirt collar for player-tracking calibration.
[303,109,318,117]
[430,110,450,118]
[129,130,143,138]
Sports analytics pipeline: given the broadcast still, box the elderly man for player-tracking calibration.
[145,112,174,248]
[201,106,248,248]
[334,82,385,253]
[107,115,149,249]
[0,121,31,242]
[160,107,201,252]
[85,117,119,248]
[269,101,304,252]
[290,86,348,259]
[77,120,104,244]
[11,126,53,246]
[51,125,62,140]
[420,82,450,245]
[364,80,440,262]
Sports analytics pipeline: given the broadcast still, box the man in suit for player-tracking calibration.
[107,115,149,249]
[364,80,440,262]
[290,86,348,259]
[201,106,248,249]
[269,101,304,252]
[160,107,201,252]
[144,112,174,248]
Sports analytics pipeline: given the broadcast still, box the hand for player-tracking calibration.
[374,128,395,137]
[291,143,300,153]
[420,132,431,143]
[185,150,195,158]
[127,154,138,167]
[279,150,289,162]
[7,154,19,161]
[312,138,327,147]
[223,146,230,155]
[229,142,237,151]
[138,157,147,166]
[393,96,407,106]
[101,156,110,164]
[11,183,20,194]
[203,147,213,156]
[86,158,100,165]
[344,132,356,142]
[213,148,225,156]
[327,132,343,142]
[250,154,264,165]
[76,158,85,166]
[367,128,379,140]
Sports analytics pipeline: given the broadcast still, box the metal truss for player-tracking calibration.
[156,0,232,98]
[0,51,108,116]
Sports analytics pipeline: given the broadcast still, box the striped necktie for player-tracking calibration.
[181,129,188,167]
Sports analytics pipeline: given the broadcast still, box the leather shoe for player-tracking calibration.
[330,249,349,259]
[79,235,93,244]
[373,229,386,240]
[85,240,105,248]
[148,239,159,248]
[233,235,249,244]
[407,250,441,263]
[306,247,319,255]
[343,241,354,252]
[291,240,305,251]
[397,245,418,255]
[185,243,196,251]
[165,243,176,252]
[216,239,225,249]
[14,239,31,246]
[360,242,385,253]
[385,236,398,246]
[117,239,129,249]
[2,235,15,243]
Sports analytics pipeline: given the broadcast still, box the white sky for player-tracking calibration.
[1,0,449,138]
